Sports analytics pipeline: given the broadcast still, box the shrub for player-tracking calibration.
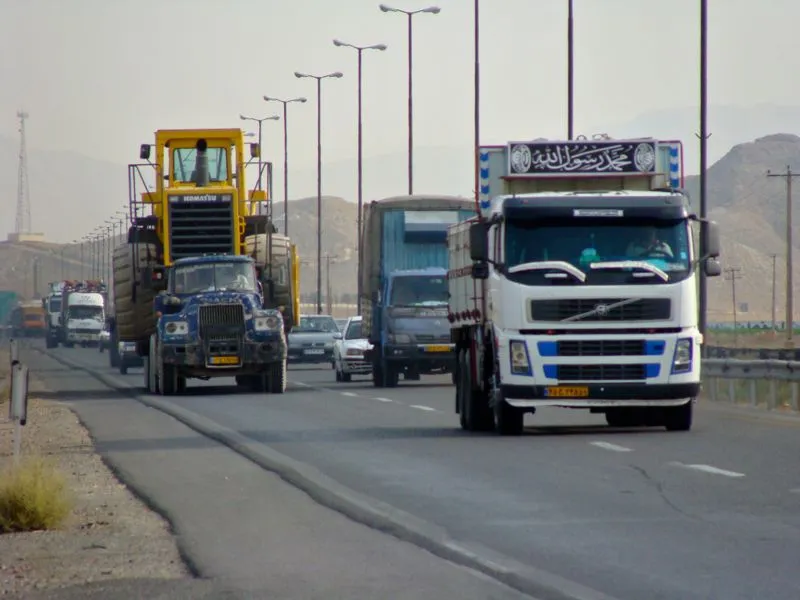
[0,456,72,533]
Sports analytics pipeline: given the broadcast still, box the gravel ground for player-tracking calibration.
[0,365,190,596]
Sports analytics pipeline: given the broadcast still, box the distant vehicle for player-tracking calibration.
[334,318,348,332]
[116,340,144,374]
[287,314,339,364]
[333,316,372,382]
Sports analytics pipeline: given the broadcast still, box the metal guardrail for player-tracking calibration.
[703,358,800,410]
[705,345,800,361]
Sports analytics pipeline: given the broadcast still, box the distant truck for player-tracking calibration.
[10,301,46,338]
[360,195,475,387]
[43,281,66,348]
[59,281,107,347]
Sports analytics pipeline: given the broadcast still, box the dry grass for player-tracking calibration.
[0,455,72,533]
[706,329,793,349]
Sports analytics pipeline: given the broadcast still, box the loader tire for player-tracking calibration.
[112,241,158,343]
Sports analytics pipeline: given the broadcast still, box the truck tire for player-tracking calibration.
[145,333,159,394]
[266,359,287,394]
[493,391,525,436]
[663,400,693,432]
[113,241,158,344]
[120,362,128,375]
[458,348,493,432]
[245,233,293,323]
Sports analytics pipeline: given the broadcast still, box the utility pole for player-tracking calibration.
[724,266,743,346]
[770,253,777,331]
[767,166,800,347]
[322,253,339,315]
[697,0,710,357]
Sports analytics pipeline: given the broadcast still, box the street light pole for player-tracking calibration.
[567,0,574,139]
[333,39,387,314]
[263,96,308,235]
[379,4,441,195]
[295,70,344,315]
[239,114,280,215]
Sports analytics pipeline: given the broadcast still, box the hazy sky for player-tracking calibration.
[1,0,799,193]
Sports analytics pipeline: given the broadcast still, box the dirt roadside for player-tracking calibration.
[0,350,190,596]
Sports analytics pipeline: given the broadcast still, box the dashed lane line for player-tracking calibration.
[340,392,359,397]
[373,397,394,403]
[670,462,745,478]
[409,405,439,412]
[589,441,633,453]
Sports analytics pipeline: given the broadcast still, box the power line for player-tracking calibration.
[767,166,800,347]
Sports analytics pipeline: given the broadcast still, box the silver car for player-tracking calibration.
[287,314,340,364]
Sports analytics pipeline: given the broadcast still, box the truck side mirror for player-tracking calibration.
[471,263,489,280]
[702,220,720,258]
[139,144,151,160]
[704,258,722,277]
[469,221,489,262]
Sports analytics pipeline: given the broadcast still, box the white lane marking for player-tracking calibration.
[340,392,359,397]
[373,397,393,403]
[409,404,438,412]
[590,441,633,453]
[294,381,311,387]
[671,462,745,478]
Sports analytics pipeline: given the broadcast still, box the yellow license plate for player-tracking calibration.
[425,344,451,353]
[210,356,239,365]
[544,386,589,398]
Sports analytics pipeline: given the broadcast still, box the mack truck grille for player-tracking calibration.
[557,364,647,381]
[530,298,671,322]
[198,303,245,342]
[168,197,234,260]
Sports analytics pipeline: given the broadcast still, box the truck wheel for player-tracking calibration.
[160,363,177,396]
[605,408,638,427]
[664,400,693,432]
[493,392,524,436]
[459,349,493,432]
[177,376,187,393]
[372,360,385,387]
[266,360,287,394]
[120,363,128,375]
[384,363,399,388]
[146,334,159,394]
[45,336,55,349]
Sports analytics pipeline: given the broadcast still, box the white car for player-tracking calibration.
[333,316,372,382]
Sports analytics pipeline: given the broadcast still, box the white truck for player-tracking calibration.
[448,136,722,435]
[43,281,65,348]
[59,281,107,347]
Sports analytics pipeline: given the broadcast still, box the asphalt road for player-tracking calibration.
[40,345,800,600]
[21,346,534,600]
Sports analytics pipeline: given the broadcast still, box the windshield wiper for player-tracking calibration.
[507,261,587,283]
[589,261,669,282]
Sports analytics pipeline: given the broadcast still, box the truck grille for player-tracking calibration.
[530,298,670,322]
[198,303,245,341]
[168,196,234,260]
[558,340,646,357]
[557,364,647,381]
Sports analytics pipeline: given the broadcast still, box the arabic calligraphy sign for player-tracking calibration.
[507,140,658,177]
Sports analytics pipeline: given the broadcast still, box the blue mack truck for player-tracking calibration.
[146,255,287,395]
[360,196,475,387]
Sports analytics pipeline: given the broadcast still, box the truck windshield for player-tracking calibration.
[390,275,448,306]
[172,147,228,183]
[345,321,365,340]
[293,316,338,333]
[173,262,257,294]
[68,306,103,321]
[504,218,691,285]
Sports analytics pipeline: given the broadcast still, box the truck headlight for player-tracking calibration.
[671,338,692,374]
[254,315,281,331]
[509,340,531,375]
[164,321,188,336]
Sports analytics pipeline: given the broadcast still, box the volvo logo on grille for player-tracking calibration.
[594,304,610,317]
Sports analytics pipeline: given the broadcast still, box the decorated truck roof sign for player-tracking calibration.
[478,137,683,216]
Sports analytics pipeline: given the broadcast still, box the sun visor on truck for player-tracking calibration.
[402,210,461,243]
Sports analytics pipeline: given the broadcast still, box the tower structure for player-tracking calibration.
[8,110,43,243]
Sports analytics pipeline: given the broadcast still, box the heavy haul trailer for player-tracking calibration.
[113,128,298,395]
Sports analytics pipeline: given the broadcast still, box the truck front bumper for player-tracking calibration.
[381,343,456,372]
[161,339,286,375]
[501,383,700,408]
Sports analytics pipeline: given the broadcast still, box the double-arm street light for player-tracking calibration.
[239,114,280,215]
[379,3,440,194]
[333,39,387,314]
[294,70,344,314]
[263,95,308,236]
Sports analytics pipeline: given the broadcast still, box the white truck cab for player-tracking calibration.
[448,136,722,435]
[63,291,105,346]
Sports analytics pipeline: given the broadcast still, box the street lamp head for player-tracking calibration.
[379,4,394,12]
[267,115,281,121]
[297,97,308,103]
[263,95,275,102]
[239,114,247,120]
[331,72,344,78]
[333,39,345,47]
[372,44,388,51]
[423,6,441,14]
[294,71,307,79]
